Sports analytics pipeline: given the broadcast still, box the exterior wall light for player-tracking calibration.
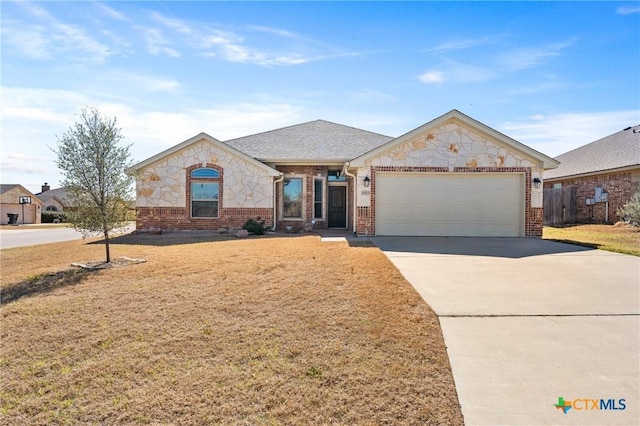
[533,177,541,188]
[363,176,371,188]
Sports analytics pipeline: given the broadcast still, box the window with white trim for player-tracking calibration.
[283,177,303,219]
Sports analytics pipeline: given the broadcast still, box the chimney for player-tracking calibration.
[41,182,50,193]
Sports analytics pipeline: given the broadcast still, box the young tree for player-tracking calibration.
[52,107,135,263]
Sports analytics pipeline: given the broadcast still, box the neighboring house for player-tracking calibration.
[544,125,640,223]
[36,184,73,212]
[128,109,559,237]
[0,184,44,224]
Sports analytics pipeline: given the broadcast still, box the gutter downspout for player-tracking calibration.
[342,162,357,235]
[272,173,284,231]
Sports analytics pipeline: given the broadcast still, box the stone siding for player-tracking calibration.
[134,138,276,231]
[367,122,538,170]
[136,140,273,209]
[355,121,544,237]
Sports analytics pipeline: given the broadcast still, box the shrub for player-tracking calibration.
[618,191,640,226]
[242,218,267,235]
[41,211,67,223]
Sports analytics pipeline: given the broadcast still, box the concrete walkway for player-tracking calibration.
[374,237,640,425]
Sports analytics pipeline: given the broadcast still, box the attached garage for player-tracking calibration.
[376,173,524,237]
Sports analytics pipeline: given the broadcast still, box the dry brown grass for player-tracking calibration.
[543,223,640,256]
[0,234,462,425]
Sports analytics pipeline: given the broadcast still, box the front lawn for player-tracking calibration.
[543,223,640,256]
[0,235,462,425]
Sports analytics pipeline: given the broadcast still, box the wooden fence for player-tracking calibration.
[543,187,576,225]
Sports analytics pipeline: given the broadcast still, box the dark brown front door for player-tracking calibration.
[328,186,346,228]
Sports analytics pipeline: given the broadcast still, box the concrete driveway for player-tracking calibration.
[374,237,639,425]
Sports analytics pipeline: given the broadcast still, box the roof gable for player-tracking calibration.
[225,119,393,162]
[544,125,640,180]
[37,187,73,206]
[127,132,280,176]
[0,184,44,205]
[350,110,559,169]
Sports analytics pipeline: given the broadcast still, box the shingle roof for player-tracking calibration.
[544,125,640,179]
[36,187,73,206]
[225,119,393,162]
[0,184,20,194]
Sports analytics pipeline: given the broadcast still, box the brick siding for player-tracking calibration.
[136,207,273,230]
[274,165,352,231]
[544,171,634,223]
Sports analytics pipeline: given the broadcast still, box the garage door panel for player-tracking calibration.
[376,173,523,237]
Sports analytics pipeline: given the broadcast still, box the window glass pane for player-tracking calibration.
[192,201,218,217]
[284,178,302,218]
[314,180,323,219]
[328,171,346,182]
[191,183,219,200]
[191,168,219,178]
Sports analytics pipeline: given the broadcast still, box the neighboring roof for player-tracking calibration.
[225,119,393,163]
[544,125,640,180]
[127,132,281,176]
[36,187,73,206]
[0,184,19,194]
[0,184,44,204]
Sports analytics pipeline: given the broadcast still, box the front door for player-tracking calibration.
[328,186,347,228]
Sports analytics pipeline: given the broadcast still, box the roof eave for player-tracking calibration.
[544,164,640,181]
[126,132,280,177]
[350,109,560,169]
[261,158,350,166]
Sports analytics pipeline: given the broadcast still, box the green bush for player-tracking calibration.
[41,211,67,223]
[242,218,267,235]
[618,191,640,226]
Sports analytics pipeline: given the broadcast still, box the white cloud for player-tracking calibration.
[0,87,303,192]
[499,38,578,71]
[3,2,113,63]
[150,11,193,35]
[139,27,181,57]
[349,89,395,104]
[94,2,129,22]
[424,36,497,53]
[616,5,640,15]
[108,71,182,92]
[0,153,50,174]
[500,110,640,157]
[419,61,493,85]
[419,70,446,84]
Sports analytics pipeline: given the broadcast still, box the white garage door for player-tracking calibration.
[376,173,524,237]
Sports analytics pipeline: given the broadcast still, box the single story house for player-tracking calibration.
[36,183,73,212]
[544,125,640,223]
[0,184,44,224]
[128,109,559,237]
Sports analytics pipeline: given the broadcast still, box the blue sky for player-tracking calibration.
[2,1,639,194]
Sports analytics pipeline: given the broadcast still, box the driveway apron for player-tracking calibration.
[374,237,640,425]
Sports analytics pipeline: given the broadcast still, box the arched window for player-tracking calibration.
[45,205,58,212]
[190,168,220,218]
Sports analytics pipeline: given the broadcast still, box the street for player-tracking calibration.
[0,225,135,249]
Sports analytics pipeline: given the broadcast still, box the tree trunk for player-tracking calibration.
[104,230,111,263]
